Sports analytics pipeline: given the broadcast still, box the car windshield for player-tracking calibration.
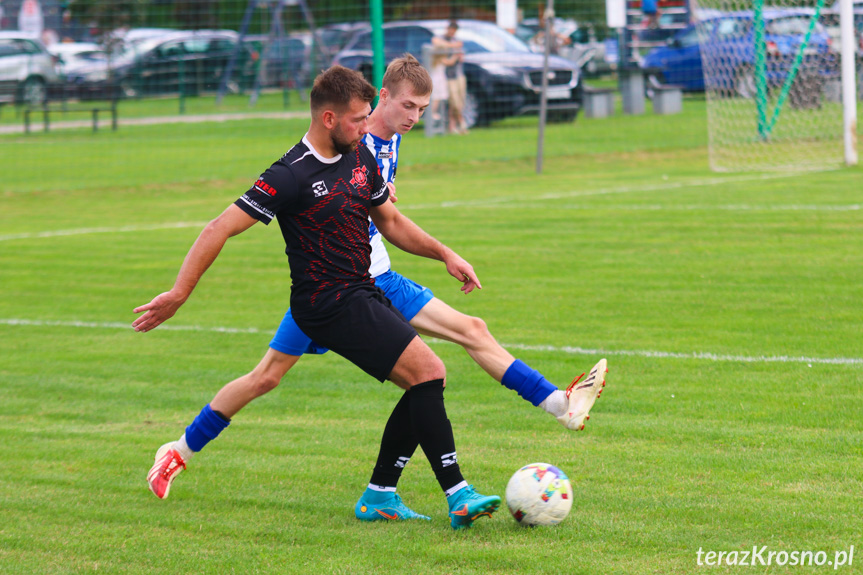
[350,22,531,54]
[106,36,166,63]
[713,17,750,38]
[767,16,825,35]
[73,50,107,62]
[450,24,531,53]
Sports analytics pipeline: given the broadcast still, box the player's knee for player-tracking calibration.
[400,350,446,385]
[409,353,445,383]
[461,315,492,346]
[251,371,282,396]
[426,354,446,381]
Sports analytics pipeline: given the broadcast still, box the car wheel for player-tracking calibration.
[547,108,578,123]
[20,77,46,106]
[734,64,756,99]
[788,71,823,110]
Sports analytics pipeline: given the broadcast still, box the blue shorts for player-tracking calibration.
[269,270,434,356]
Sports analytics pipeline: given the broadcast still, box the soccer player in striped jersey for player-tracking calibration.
[143,56,606,526]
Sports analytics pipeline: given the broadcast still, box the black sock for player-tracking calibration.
[369,390,418,489]
[408,379,465,493]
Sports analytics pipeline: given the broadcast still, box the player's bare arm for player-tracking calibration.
[370,199,481,294]
[132,205,258,332]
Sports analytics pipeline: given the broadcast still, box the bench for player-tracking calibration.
[650,84,683,115]
[583,85,615,118]
[24,100,118,134]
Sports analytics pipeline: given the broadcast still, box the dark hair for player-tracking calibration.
[448,20,459,30]
[310,65,376,115]
[383,53,433,97]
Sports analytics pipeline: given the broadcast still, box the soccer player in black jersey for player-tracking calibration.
[133,65,501,529]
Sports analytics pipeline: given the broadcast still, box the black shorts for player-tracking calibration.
[293,285,418,382]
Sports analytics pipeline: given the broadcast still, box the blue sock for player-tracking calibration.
[501,360,557,407]
[184,404,230,452]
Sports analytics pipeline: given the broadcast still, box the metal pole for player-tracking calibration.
[274,1,288,108]
[763,0,825,137]
[839,0,858,165]
[218,0,258,105]
[536,0,553,174]
[370,0,385,103]
[753,0,768,140]
[178,58,185,115]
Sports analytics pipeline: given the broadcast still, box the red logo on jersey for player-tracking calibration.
[254,178,276,196]
[350,166,369,188]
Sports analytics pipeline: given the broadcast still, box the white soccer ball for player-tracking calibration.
[505,462,573,526]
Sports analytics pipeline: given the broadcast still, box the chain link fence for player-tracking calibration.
[1,0,858,173]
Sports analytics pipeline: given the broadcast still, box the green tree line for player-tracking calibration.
[69,0,608,37]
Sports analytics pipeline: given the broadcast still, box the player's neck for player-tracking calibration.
[366,111,395,141]
[305,127,339,158]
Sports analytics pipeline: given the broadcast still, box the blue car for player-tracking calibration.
[641,9,835,98]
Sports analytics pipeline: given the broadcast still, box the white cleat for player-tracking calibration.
[147,442,186,499]
[557,358,608,431]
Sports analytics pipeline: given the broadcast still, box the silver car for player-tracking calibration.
[0,31,60,104]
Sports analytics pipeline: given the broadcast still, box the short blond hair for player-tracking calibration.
[382,53,433,97]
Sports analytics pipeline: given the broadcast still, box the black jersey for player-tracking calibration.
[235,135,389,322]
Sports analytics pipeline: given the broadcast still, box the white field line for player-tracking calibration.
[2,173,854,243]
[0,111,308,135]
[408,171,832,210]
[0,221,208,242]
[0,318,264,334]
[2,318,861,366]
[432,203,863,212]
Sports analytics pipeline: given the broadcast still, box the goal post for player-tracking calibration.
[839,0,859,165]
[693,0,859,171]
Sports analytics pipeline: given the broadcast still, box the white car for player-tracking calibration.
[0,31,60,104]
[47,42,106,76]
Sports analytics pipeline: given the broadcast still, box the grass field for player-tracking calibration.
[0,90,308,127]
[1,98,861,574]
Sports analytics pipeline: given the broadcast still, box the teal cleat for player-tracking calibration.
[355,490,431,522]
[447,485,501,530]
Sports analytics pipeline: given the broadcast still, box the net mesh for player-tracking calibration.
[693,0,859,171]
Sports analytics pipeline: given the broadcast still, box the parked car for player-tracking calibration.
[332,19,586,127]
[641,9,835,102]
[820,6,863,53]
[114,28,178,44]
[628,8,723,64]
[99,27,181,63]
[317,22,368,59]
[516,17,613,76]
[831,0,863,9]
[247,32,316,89]
[47,42,106,76]
[0,31,61,104]
[65,30,256,99]
[636,10,692,45]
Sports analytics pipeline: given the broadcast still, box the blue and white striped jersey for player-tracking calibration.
[362,131,401,278]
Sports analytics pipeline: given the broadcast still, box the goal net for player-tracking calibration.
[692,0,859,171]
